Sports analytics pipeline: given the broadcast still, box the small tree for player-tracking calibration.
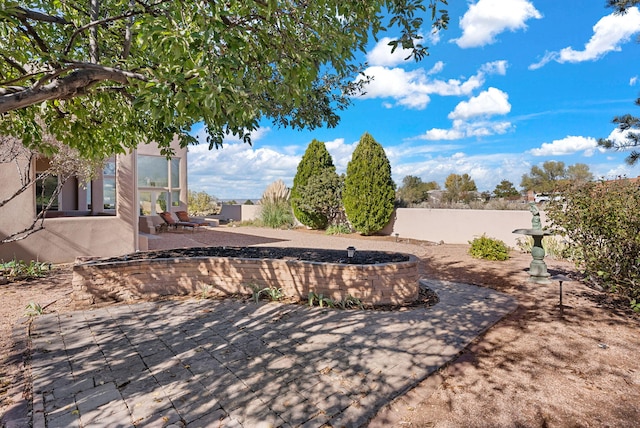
[493,180,520,199]
[187,190,219,216]
[520,161,565,194]
[396,175,439,205]
[443,173,477,203]
[291,139,336,229]
[343,133,395,235]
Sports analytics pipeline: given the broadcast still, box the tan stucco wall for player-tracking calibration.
[216,204,262,222]
[1,152,137,263]
[0,139,187,263]
[381,208,548,248]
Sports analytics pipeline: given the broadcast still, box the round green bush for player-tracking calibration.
[469,235,510,261]
[291,139,335,229]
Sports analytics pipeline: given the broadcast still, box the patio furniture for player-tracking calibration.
[158,212,198,232]
[175,211,210,227]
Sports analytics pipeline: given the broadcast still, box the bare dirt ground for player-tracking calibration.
[1,227,639,427]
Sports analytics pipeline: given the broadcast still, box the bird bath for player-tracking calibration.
[513,203,553,284]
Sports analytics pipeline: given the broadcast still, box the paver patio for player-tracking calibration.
[27,279,516,427]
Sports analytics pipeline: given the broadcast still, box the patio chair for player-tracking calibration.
[158,212,198,232]
[175,211,211,227]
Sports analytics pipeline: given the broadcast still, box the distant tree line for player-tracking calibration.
[395,161,595,207]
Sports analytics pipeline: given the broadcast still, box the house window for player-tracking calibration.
[34,156,116,216]
[35,173,59,213]
[103,159,116,210]
[137,155,181,215]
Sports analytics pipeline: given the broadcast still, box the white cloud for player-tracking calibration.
[324,138,358,172]
[480,60,508,75]
[413,119,512,141]
[366,37,416,67]
[412,87,512,141]
[448,87,511,120]
[415,128,466,141]
[453,0,542,48]
[462,120,512,137]
[631,76,638,86]
[603,126,639,151]
[357,60,508,110]
[426,29,442,46]
[528,135,602,156]
[427,61,445,75]
[188,138,301,199]
[358,67,431,109]
[529,7,640,69]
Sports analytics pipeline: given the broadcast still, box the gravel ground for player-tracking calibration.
[2,225,639,427]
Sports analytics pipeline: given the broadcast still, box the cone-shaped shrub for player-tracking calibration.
[343,133,395,235]
[291,139,336,229]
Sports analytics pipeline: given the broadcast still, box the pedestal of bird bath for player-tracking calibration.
[513,228,553,284]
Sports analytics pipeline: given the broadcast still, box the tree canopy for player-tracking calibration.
[396,175,439,205]
[520,161,593,193]
[443,173,477,203]
[0,0,449,159]
[492,179,520,199]
[597,0,640,164]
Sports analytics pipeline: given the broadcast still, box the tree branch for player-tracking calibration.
[10,7,71,25]
[0,54,28,76]
[63,0,174,56]
[0,66,147,113]
[18,21,52,55]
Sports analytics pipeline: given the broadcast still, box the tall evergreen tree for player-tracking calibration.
[291,139,336,229]
[343,133,395,235]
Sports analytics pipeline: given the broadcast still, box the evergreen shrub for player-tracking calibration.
[342,133,395,235]
[469,235,510,261]
[291,139,336,229]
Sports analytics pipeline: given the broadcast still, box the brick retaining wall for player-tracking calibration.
[72,254,419,307]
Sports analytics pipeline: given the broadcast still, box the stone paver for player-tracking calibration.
[27,279,516,427]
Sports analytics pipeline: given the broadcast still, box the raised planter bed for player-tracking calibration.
[72,247,420,307]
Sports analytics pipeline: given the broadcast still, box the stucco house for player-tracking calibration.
[0,139,188,263]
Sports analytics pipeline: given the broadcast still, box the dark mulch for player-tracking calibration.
[87,246,411,265]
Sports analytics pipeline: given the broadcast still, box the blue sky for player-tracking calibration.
[188,0,640,200]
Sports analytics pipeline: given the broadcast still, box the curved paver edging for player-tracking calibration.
[72,248,420,307]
